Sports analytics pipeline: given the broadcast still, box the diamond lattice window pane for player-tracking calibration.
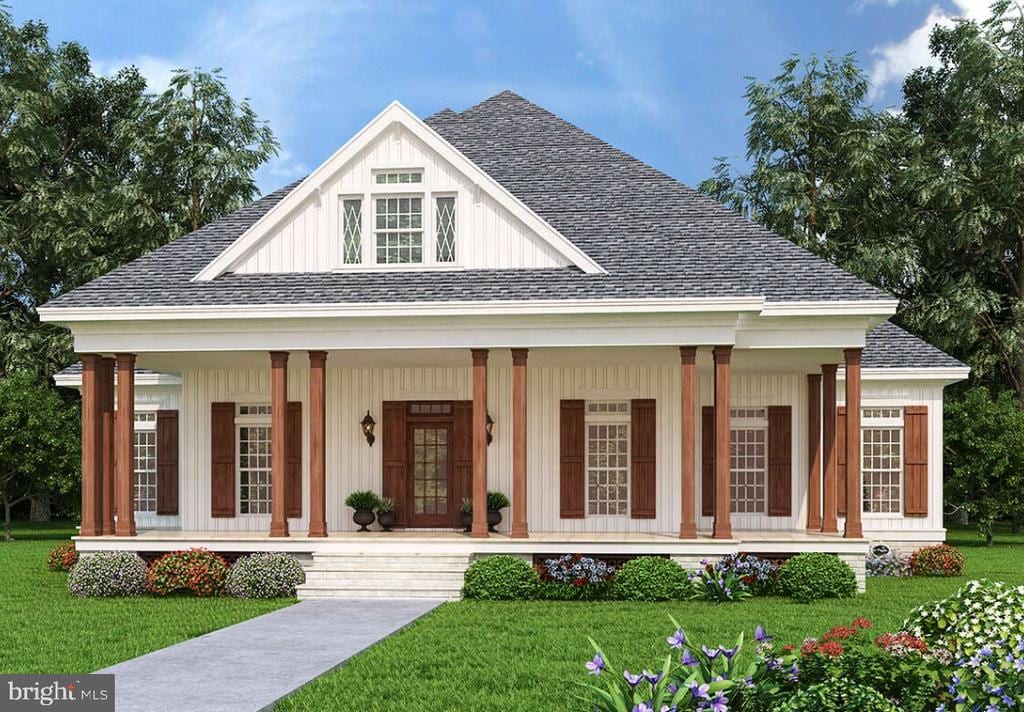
[435,197,456,262]
[342,199,362,264]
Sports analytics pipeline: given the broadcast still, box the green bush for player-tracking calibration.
[67,552,147,597]
[344,490,380,510]
[908,544,965,577]
[146,548,229,597]
[226,553,305,599]
[778,679,898,711]
[612,556,690,601]
[903,578,1024,657]
[779,553,857,603]
[462,555,538,600]
[486,491,510,510]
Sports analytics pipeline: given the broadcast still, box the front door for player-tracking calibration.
[406,422,454,527]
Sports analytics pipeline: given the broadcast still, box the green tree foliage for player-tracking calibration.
[0,10,278,379]
[0,372,79,539]
[944,388,1024,544]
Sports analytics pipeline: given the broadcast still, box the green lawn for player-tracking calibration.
[277,527,1024,712]
[0,521,293,674]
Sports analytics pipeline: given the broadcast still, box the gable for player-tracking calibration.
[199,102,602,279]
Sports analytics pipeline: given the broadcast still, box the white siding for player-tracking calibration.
[232,124,568,274]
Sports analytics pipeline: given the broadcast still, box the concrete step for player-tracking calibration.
[297,585,460,600]
[304,561,469,573]
[309,554,471,564]
[303,570,465,585]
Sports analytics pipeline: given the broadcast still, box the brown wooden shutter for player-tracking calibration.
[452,401,473,527]
[285,401,302,518]
[156,410,179,515]
[767,405,792,516]
[559,400,585,518]
[630,399,656,519]
[701,406,715,516]
[211,402,236,518]
[836,406,847,516]
[904,406,928,516]
[381,401,407,527]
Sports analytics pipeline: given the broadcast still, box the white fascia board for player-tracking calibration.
[855,367,971,383]
[760,299,898,318]
[38,296,766,323]
[193,101,605,280]
[53,373,182,389]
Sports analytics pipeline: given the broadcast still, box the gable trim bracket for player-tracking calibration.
[191,101,606,281]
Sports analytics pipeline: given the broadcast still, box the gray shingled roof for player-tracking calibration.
[863,322,965,369]
[44,91,889,310]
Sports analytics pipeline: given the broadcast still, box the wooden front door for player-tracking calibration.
[406,421,455,527]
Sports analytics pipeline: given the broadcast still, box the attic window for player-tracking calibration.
[375,171,422,185]
[375,197,423,264]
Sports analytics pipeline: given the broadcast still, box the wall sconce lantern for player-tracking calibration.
[485,413,495,446]
[361,410,376,446]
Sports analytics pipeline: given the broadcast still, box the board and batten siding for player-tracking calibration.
[172,360,945,538]
[231,123,569,274]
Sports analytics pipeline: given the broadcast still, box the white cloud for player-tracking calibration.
[867,0,992,98]
[92,54,178,92]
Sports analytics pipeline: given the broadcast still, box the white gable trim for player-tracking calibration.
[193,102,605,281]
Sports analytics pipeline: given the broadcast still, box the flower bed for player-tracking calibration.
[908,543,965,577]
[536,554,616,600]
[866,548,911,577]
[47,541,78,572]
[225,553,305,599]
[146,548,229,597]
[67,552,147,598]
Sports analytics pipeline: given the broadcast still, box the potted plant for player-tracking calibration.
[486,491,510,533]
[376,497,396,532]
[458,498,473,532]
[345,490,380,532]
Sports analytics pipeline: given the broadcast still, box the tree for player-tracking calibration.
[944,387,1024,544]
[899,0,1024,401]
[0,372,79,540]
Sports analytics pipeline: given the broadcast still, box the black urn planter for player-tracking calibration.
[378,511,396,532]
[352,509,376,532]
[487,509,502,533]
[460,511,473,533]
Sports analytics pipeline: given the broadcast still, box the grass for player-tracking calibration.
[277,526,1024,712]
[0,521,293,674]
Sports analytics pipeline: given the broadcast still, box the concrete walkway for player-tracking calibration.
[99,598,444,712]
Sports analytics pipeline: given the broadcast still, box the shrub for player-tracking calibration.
[688,561,752,602]
[715,552,780,594]
[67,552,147,598]
[778,679,898,712]
[147,548,229,597]
[612,557,689,601]
[344,490,380,510]
[902,578,1024,657]
[463,555,539,600]
[376,497,395,514]
[226,553,305,599]
[536,554,615,600]
[779,553,857,603]
[941,635,1024,709]
[908,544,965,577]
[486,491,510,510]
[866,549,911,577]
[47,541,78,572]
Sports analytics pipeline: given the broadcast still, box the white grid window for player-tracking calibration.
[586,401,630,516]
[375,171,422,184]
[133,428,157,513]
[862,407,903,514]
[435,196,456,262]
[237,404,272,515]
[342,198,362,264]
[375,197,423,264]
[730,408,767,514]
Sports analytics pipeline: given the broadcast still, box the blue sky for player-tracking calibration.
[13,0,989,193]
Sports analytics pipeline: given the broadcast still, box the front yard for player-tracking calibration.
[0,522,292,674]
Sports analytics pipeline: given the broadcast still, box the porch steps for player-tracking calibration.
[296,552,471,600]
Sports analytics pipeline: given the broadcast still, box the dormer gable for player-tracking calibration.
[194,102,604,280]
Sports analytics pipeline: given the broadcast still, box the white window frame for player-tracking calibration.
[372,193,426,265]
[133,407,159,514]
[584,400,631,517]
[340,196,363,265]
[861,407,903,516]
[729,407,768,515]
[236,404,273,516]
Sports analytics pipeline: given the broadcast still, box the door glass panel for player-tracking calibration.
[412,427,449,515]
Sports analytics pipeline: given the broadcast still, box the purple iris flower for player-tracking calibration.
[585,653,605,675]
[643,669,662,685]
[787,663,799,683]
[688,681,710,700]
[631,704,653,712]
[667,683,678,694]
[980,646,993,657]
[719,645,739,661]
[681,649,699,667]
[702,645,720,660]
[754,624,771,643]
[1014,658,1024,672]
[709,691,729,712]
[623,670,643,688]
[660,706,678,712]
[667,629,687,649]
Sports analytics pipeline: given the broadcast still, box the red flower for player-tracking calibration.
[822,625,856,642]
[781,644,795,653]
[574,577,586,587]
[819,641,844,657]
[800,640,819,656]
[851,617,873,630]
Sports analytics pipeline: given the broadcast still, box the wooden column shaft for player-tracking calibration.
[79,355,102,537]
[844,349,863,539]
[99,357,116,535]
[471,349,489,538]
[806,373,822,531]
[308,351,328,537]
[269,351,290,537]
[679,347,698,539]
[114,353,136,536]
[821,364,839,533]
[510,348,529,538]
[712,345,732,540]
